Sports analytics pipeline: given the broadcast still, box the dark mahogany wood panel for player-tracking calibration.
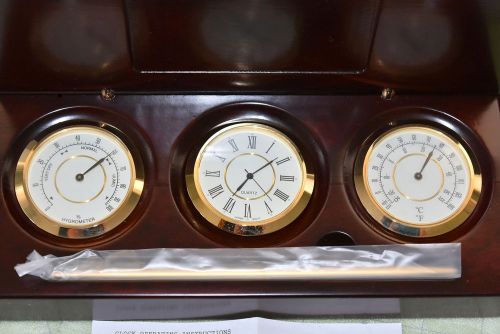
[0,1,498,93]
[0,94,498,298]
[126,0,379,72]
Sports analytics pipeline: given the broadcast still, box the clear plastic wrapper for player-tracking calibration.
[15,243,461,281]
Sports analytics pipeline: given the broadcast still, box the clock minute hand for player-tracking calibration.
[232,158,277,196]
[251,158,277,175]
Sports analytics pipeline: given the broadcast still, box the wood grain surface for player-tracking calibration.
[0,0,497,93]
[0,94,497,298]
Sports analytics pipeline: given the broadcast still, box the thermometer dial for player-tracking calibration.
[355,125,481,238]
[15,125,144,239]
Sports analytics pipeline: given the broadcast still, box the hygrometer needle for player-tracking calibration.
[76,151,113,181]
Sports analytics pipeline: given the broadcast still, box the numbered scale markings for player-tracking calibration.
[186,123,314,236]
[355,125,482,238]
[15,126,144,239]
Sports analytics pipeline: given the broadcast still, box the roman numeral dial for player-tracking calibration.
[187,123,315,236]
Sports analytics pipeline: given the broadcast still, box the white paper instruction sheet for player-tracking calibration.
[92,317,402,334]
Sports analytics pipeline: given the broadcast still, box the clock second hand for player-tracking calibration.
[245,169,272,201]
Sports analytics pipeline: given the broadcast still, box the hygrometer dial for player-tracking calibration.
[15,125,144,239]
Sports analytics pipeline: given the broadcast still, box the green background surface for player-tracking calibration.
[1,317,500,334]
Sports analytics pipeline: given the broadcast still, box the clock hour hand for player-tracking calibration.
[232,158,277,196]
[232,171,253,196]
[233,177,250,195]
[76,151,112,181]
[245,169,272,201]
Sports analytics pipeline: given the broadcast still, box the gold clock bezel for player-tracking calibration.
[186,123,315,236]
[15,125,145,239]
[354,125,482,238]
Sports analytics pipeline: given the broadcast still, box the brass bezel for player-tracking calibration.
[15,125,145,239]
[186,123,315,236]
[354,125,482,238]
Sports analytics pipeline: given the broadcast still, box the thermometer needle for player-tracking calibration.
[75,151,112,181]
[415,146,435,180]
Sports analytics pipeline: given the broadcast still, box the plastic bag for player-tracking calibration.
[15,243,461,281]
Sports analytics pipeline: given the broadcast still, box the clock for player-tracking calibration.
[354,124,482,238]
[15,125,145,239]
[186,123,314,236]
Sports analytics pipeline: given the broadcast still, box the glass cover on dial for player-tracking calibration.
[187,123,314,236]
[15,125,144,239]
[355,125,481,238]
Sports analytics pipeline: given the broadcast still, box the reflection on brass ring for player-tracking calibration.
[15,125,145,240]
[354,125,482,238]
[186,123,314,236]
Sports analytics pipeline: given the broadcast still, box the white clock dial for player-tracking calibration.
[187,123,314,236]
[356,125,482,238]
[15,125,144,239]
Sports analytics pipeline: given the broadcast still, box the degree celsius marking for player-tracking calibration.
[373,141,459,205]
[356,124,482,237]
